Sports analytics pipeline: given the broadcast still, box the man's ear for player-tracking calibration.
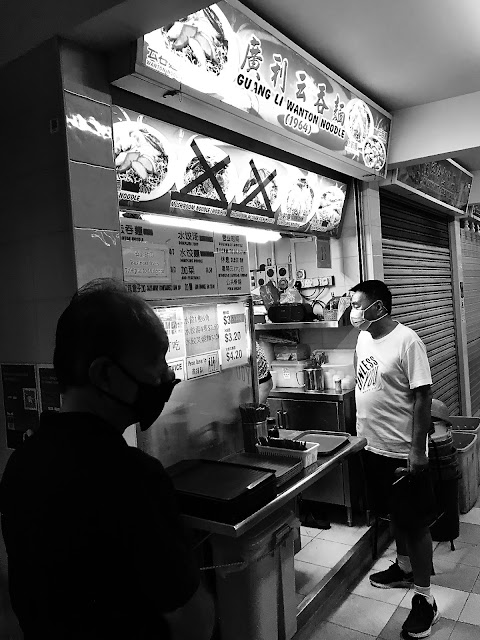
[89,357,112,391]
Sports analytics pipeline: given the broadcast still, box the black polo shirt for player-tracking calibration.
[0,411,200,639]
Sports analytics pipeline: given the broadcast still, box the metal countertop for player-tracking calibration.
[182,434,366,538]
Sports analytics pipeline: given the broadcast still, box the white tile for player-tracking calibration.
[431,563,480,592]
[300,535,314,549]
[459,593,480,626]
[399,585,469,621]
[460,508,480,525]
[458,522,480,545]
[352,574,410,605]
[300,526,321,538]
[295,560,330,595]
[328,592,396,636]
[318,523,369,546]
[308,621,376,640]
[379,609,455,640]
[295,538,352,568]
[450,621,480,639]
[434,541,480,568]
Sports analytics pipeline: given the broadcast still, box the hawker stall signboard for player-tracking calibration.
[114,106,348,237]
[138,1,390,177]
[396,160,472,212]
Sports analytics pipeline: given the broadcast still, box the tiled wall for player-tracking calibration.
[0,40,77,458]
[60,40,123,287]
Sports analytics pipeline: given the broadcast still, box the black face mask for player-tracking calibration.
[101,361,180,431]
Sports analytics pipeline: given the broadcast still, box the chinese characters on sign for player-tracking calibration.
[183,306,220,358]
[215,252,249,294]
[37,366,62,413]
[217,303,249,370]
[121,218,219,299]
[114,107,349,238]
[153,307,186,362]
[141,1,391,176]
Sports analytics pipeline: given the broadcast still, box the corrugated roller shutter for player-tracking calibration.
[460,222,480,414]
[381,193,460,415]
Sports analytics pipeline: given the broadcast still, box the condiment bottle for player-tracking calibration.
[333,375,342,394]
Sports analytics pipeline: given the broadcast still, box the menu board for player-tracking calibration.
[121,215,250,298]
[1,364,39,449]
[217,302,249,369]
[140,2,390,176]
[113,106,348,237]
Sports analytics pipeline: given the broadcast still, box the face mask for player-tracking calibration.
[350,300,387,330]
[100,361,180,431]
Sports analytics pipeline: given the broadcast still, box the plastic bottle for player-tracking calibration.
[333,375,342,394]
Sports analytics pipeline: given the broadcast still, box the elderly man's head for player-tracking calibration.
[54,279,178,431]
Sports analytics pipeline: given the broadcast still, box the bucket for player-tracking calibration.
[429,436,460,542]
[452,432,479,513]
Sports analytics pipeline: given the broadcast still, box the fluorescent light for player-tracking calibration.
[141,214,281,243]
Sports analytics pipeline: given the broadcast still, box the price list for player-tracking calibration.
[217,303,249,370]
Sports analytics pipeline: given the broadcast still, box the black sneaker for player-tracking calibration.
[369,560,414,588]
[402,594,439,638]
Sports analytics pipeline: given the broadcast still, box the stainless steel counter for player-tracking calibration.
[182,435,366,538]
[269,388,355,402]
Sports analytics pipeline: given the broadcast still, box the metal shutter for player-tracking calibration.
[460,221,480,414]
[381,193,460,415]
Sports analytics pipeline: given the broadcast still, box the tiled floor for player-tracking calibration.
[295,497,480,639]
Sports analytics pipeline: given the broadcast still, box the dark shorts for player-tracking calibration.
[364,450,437,531]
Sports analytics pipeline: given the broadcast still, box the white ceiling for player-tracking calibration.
[244,0,480,113]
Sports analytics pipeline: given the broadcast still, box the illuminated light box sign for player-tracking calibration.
[138,1,391,177]
[113,105,348,237]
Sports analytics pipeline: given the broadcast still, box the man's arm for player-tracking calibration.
[409,385,432,474]
[165,582,215,640]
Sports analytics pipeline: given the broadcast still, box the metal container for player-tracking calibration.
[304,368,324,391]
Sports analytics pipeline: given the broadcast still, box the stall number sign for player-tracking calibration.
[217,303,248,369]
[186,352,220,380]
[153,307,186,362]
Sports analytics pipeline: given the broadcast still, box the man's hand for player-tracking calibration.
[408,449,429,475]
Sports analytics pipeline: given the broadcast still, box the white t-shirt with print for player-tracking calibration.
[355,322,432,459]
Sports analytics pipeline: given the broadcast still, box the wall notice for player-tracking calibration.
[37,365,62,413]
[1,364,39,449]
[217,303,249,369]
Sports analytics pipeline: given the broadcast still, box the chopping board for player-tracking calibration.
[225,453,303,487]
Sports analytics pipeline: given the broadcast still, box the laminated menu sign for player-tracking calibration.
[139,2,390,176]
[153,307,186,362]
[169,359,186,381]
[183,305,220,357]
[217,302,249,369]
[114,107,349,238]
[121,216,218,298]
[1,364,39,449]
[215,251,250,294]
[186,352,220,379]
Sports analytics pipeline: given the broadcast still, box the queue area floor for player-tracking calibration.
[294,496,480,640]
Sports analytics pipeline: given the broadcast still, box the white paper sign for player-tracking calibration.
[153,307,186,362]
[217,303,249,370]
[169,358,186,381]
[214,232,248,253]
[186,352,220,380]
[123,242,171,282]
[215,252,250,295]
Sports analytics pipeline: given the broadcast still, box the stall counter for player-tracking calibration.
[182,435,366,537]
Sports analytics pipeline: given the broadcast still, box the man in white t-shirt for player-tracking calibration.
[351,280,438,639]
